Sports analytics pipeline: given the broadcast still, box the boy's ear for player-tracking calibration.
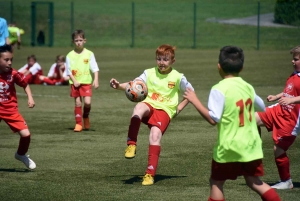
[218,63,221,70]
[172,58,176,64]
[239,66,243,72]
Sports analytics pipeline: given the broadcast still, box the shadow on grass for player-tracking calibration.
[67,127,96,132]
[0,168,32,172]
[120,174,187,184]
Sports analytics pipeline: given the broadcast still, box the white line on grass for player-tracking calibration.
[17,92,59,98]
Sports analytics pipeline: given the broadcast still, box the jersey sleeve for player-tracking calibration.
[13,70,28,88]
[135,70,147,83]
[48,63,56,77]
[208,89,225,123]
[89,53,99,73]
[254,93,266,111]
[29,63,42,75]
[65,57,72,76]
[180,75,194,92]
[18,64,28,72]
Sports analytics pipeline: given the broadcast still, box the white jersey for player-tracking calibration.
[18,62,42,76]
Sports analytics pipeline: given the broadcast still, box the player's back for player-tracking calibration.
[212,77,263,163]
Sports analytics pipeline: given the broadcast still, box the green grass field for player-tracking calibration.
[0,47,300,200]
[0,0,299,49]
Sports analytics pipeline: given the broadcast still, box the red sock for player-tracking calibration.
[208,197,225,201]
[43,77,55,85]
[83,106,91,118]
[145,145,161,176]
[275,153,290,181]
[17,135,31,155]
[127,117,141,145]
[75,106,82,125]
[261,188,281,201]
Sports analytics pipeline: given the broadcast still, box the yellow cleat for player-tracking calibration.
[74,124,83,132]
[83,118,90,130]
[142,174,154,186]
[125,145,136,159]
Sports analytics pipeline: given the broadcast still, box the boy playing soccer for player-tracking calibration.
[184,46,281,201]
[66,30,99,132]
[110,44,194,185]
[255,45,300,189]
[0,44,36,170]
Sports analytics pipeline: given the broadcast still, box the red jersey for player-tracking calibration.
[270,73,300,136]
[0,68,27,114]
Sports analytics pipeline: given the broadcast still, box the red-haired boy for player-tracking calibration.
[110,44,194,185]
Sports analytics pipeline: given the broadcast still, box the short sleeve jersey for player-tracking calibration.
[269,73,300,135]
[208,77,263,163]
[0,68,27,114]
[66,48,99,84]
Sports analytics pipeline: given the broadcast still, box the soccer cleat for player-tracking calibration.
[142,174,154,186]
[15,153,36,170]
[125,145,136,159]
[271,179,293,189]
[74,124,83,132]
[83,118,90,130]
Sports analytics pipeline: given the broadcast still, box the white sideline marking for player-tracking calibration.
[17,92,59,98]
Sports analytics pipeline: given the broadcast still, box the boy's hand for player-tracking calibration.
[73,80,80,87]
[28,98,35,108]
[93,80,99,89]
[183,88,198,103]
[267,95,277,102]
[278,97,293,105]
[110,78,119,89]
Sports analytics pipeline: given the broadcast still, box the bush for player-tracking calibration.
[274,0,300,26]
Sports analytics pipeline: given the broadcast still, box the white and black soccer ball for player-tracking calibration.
[125,80,148,102]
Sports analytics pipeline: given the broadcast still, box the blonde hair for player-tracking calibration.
[290,45,300,57]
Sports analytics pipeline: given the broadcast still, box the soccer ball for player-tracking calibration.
[125,80,148,102]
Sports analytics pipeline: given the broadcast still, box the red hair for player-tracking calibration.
[156,44,176,60]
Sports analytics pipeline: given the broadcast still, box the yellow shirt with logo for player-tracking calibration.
[143,67,183,118]
[66,48,99,84]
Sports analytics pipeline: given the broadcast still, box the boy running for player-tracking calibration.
[184,46,281,201]
[110,44,194,185]
[0,44,36,170]
[256,45,300,189]
[66,30,99,132]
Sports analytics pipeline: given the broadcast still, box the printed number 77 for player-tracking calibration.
[236,98,252,127]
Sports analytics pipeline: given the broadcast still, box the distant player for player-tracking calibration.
[18,55,44,84]
[8,22,23,49]
[255,45,300,190]
[110,44,194,186]
[184,46,281,201]
[66,30,99,132]
[0,44,36,170]
[39,55,69,85]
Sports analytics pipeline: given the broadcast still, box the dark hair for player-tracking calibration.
[27,54,37,62]
[219,46,244,74]
[72,30,85,40]
[0,44,13,55]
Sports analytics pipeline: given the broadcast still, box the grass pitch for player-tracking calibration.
[0,47,300,200]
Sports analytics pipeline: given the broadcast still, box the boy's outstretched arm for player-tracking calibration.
[110,78,129,90]
[184,88,217,125]
[176,98,189,115]
[24,85,35,108]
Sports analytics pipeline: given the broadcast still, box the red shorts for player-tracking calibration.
[70,84,92,97]
[142,102,170,134]
[257,108,296,151]
[0,113,28,132]
[25,73,43,84]
[210,159,264,181]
